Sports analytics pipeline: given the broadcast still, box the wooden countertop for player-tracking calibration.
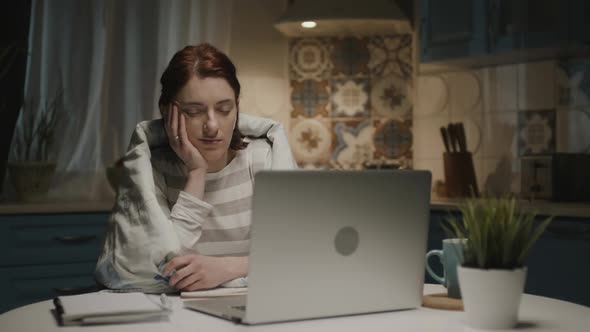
[0,198,589,219]
[431,197,590,219]
[0,200,114,215]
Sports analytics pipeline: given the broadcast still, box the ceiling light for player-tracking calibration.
[301,21,317,29]
[275,0,411,37]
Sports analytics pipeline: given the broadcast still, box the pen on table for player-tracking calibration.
[53,297,65,326]
[154,274,171,282]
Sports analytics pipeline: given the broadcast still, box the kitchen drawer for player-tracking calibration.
[0,213,109,266]
[0,262,99,313]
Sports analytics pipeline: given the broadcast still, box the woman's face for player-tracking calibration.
[174,75,237,165]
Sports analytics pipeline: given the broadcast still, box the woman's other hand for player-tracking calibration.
[164,103,208,172]
[163,254,245,291]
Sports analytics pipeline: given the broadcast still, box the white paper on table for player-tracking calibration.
[56,292,168,326]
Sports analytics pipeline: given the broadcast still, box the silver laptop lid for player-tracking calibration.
[245,170,432,324]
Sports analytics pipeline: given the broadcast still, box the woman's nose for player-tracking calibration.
[204,113,219,135]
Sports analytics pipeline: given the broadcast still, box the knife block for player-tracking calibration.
[443,152,479,198]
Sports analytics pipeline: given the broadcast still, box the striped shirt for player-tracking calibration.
[151,139,272,257]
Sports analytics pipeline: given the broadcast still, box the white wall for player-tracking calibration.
[413,59,590,197]
[228,0,291,132]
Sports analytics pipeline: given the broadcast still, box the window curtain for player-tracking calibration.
[5,0,233,201]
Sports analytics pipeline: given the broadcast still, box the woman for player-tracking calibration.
[95,43,296,292]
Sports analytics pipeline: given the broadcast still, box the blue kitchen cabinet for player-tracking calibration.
[421,0,577,64]
[0,212,109,313]
[488,0,570,53]
[420,0,488,62]
[570,0,590,45]
[525,215,590,306]
[0,263,98,313]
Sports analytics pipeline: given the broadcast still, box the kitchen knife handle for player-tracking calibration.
[440,127,450,153]
[457,122,467,152]
[448,123,458,152]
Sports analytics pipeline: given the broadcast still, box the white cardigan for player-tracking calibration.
[95,113,297,292]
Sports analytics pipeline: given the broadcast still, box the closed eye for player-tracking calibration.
[216,106,234,114]
[181,107,206,116]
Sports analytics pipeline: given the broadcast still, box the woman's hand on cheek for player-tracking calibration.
[164,104,208,172]
[163,254,233,291]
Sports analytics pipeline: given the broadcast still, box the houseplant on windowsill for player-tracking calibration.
[8,90,63,202]
[443,195,552,329]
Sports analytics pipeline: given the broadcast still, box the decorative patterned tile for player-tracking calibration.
[331,119,374,169]
[287,33,415,170]
[367,34,412,79]
[290,118,332,166]
[331,79,369,118]
[290,80,330,118]
[289,38,333,82]
[518,109,556,156]
[373,118,412,159]
[370,75,412,119]
[331,37,370,78]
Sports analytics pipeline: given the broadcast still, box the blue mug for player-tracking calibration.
[425,238,465,299]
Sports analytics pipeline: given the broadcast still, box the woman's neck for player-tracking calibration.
[207,149,237,173]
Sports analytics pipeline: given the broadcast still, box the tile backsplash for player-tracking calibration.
[284,35,589,197]
[287,35,413,170]
[414,58,590,197]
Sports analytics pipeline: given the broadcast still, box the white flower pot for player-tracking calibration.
[458,266,527,329]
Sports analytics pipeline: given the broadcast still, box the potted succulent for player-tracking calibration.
[8,90,63,202]
[443,195,552,329]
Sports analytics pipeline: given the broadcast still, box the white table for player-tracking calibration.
[1,285,588,331]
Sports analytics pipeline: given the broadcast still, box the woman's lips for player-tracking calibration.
[199,139,223,145]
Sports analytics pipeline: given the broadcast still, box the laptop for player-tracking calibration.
[184,170,432,324]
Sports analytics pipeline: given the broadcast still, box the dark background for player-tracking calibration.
[0,0,32,195]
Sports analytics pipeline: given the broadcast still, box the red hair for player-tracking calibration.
[158,43,247,150]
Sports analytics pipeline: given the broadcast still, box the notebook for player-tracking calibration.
[181,287,247,298]
[184,170,432,324]
[53,292,169,326]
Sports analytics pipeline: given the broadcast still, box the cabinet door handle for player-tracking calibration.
[545,224,590,239]
[53,235,97,244]
[53,285,99,296]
